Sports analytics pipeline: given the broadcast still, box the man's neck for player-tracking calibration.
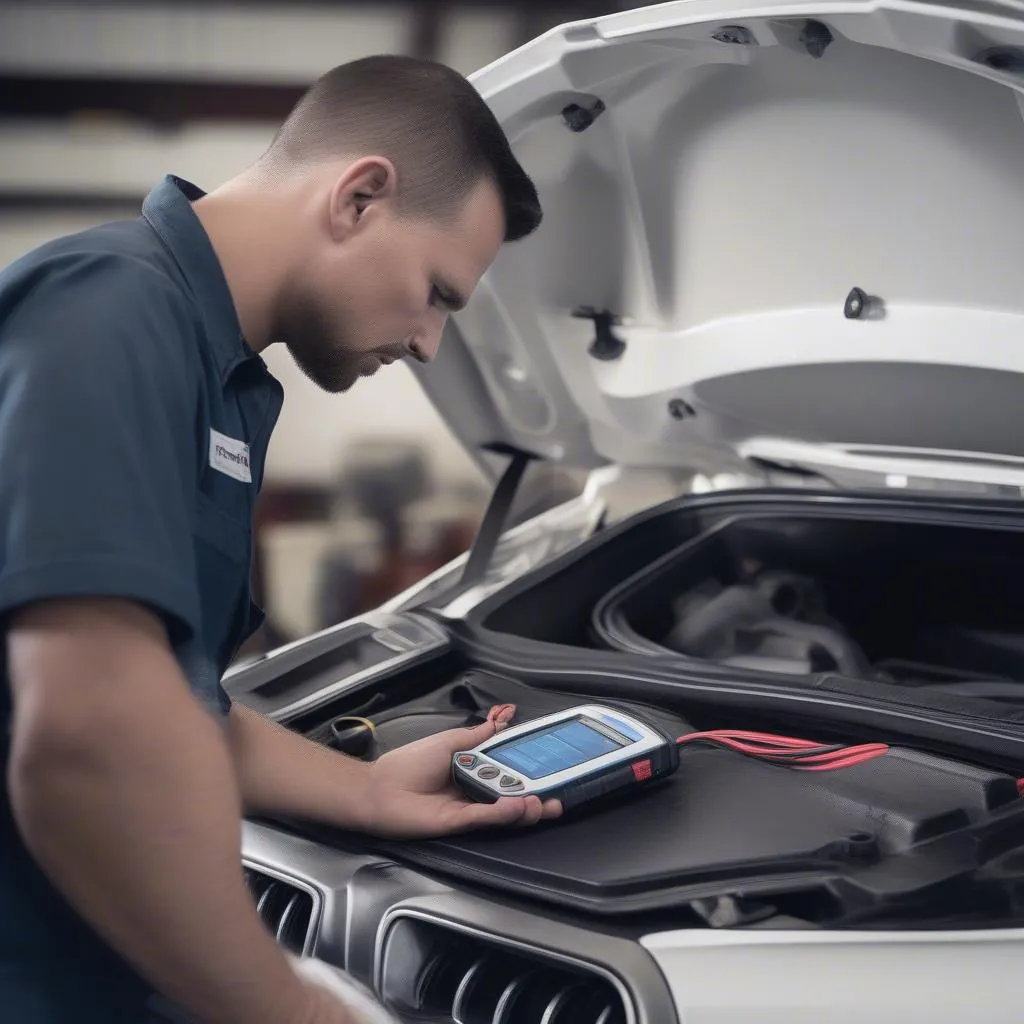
[192,177,293,353]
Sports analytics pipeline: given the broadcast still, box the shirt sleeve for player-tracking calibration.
[0,248,202,639]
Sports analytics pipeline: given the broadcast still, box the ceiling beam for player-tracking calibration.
[27,0,614,8]
[0,75,306,126]
[0,2,620,127]
[0,190,146,213]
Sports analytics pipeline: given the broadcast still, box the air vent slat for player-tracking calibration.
[419,944,480,1012]
[243,867,316,956]
[451,957,489,1024]
[494,969,566,1024]
[276,892,305,944]
[453,954,522,1024]
[379,916,630,1024]
[541,983,593,1024]
[493,976,528,1024]
[256,882,280,917]
[559,989,615,1024]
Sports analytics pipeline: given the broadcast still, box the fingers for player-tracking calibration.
[449,793,563,833]
[513,796,544,827]
[448,796,529,831]
[508,796,562,827]
[540,798,563,819]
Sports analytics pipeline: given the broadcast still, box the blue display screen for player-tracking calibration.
[487,717,628,780]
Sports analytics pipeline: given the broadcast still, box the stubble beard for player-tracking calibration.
[287,337,364,394]
[285,315,409,394]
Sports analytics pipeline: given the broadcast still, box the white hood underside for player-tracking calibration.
[414,0,1024,492]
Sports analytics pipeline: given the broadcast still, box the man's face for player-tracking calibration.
[281,174,505,393]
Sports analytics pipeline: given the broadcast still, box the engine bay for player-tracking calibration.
[274,663,1024,932]
[595,514,1024,695]
[232,492,1024,939]
[480,496,1024,706]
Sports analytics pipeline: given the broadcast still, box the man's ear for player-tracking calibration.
[327,156,397,240]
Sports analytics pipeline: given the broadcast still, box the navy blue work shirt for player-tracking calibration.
[0,175,283,1021]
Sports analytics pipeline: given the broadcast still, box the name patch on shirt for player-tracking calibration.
[209,429,252,483]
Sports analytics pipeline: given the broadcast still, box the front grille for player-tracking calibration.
[378,915,629,1024]
[243,866,316,955]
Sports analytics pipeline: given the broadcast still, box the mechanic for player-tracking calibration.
[0,55,561,1024]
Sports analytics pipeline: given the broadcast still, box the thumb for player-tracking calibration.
[446,717,498,752]
[445,704,517,752]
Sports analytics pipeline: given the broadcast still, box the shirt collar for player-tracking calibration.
[141,174,260,383]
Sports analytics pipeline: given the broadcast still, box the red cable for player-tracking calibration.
[680,738,820,759]
[678,731,1024,789]
[676,729,890,772]
[781,744,889,765]
[686,738,844,760]
[679,729,828,749]
[796,749,889,771]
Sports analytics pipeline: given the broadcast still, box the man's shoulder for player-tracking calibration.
[0,216,191,312]
[0,218,203,377]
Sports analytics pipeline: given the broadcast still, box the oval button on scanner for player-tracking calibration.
[499,775,523,790]
[478,766,500,780]
[456,754,476,768]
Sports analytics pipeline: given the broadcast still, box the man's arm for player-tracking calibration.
[7,598,348,1024]
[226,700,375,829]
[225,699,563,839]
[0,253,380,1024]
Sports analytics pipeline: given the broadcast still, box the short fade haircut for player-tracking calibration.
[260,55,542,243]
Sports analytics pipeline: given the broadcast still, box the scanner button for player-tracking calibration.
[499,775,523,790]
[478,766,500,780]
[456,754,476,768]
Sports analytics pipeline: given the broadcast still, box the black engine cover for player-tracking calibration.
[377,741,1020,914]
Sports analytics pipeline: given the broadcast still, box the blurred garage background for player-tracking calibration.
[0,0,664,655]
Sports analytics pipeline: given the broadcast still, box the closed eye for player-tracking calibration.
[432,282,466,313]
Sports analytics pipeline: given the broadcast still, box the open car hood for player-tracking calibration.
[413,0,1024,495]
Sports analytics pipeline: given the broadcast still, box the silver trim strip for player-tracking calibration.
[373,906,637,1024]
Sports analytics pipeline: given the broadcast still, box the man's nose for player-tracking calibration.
[408,320,445,364]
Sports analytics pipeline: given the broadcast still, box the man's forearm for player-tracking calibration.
[227,702,376,830]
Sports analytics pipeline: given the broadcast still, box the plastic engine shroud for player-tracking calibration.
[300,671,1023,917]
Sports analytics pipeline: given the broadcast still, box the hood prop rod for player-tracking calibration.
[457,443,540,591]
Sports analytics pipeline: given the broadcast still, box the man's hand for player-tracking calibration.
[360,705,563,839]
[226,700,561,839]
[291,955,399,1024]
